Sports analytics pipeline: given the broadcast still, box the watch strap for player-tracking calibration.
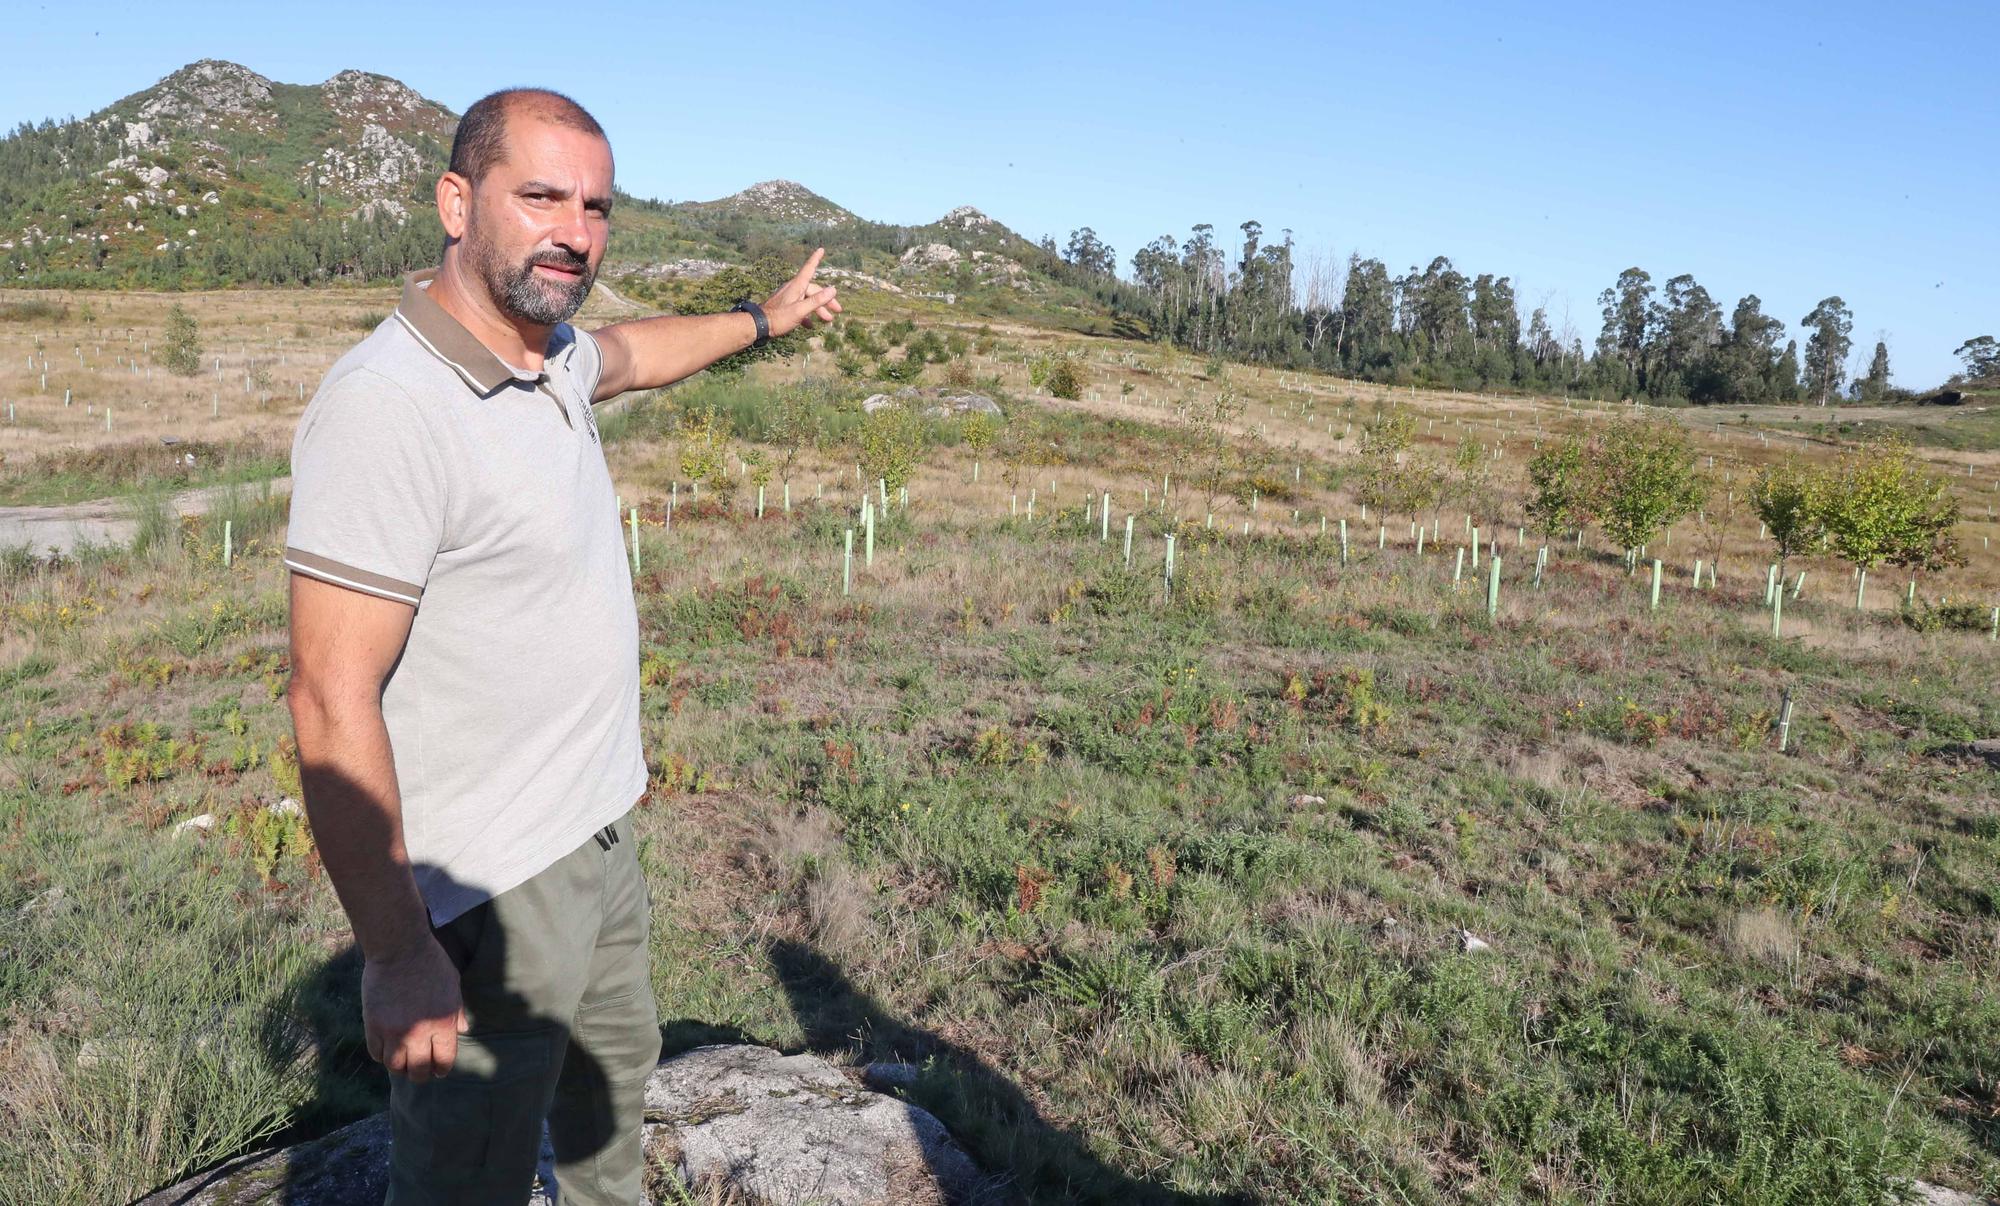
[732,299,770,347]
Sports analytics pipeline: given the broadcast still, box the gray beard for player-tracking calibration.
[470,235,595,326]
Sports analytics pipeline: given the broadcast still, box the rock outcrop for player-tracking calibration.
[861,388,1003,419]
[136,1044,994,1205]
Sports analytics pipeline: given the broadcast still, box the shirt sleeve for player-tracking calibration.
[283,369,448,606]
[572,325,606,404]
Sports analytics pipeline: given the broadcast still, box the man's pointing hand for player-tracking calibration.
[761,247,842,338]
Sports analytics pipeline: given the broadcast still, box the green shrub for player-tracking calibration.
[1046,356,1083,401]
[876,354,924,384]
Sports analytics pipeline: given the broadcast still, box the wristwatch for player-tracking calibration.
[730,299,770,347]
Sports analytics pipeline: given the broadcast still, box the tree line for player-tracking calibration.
[1080,218,1971,401]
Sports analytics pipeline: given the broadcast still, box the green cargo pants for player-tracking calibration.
[387,810,661,1205]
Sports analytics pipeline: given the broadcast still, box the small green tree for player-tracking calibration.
[1692,470,1739,575]
[1400,451,1449,532]
[767,378,829,491]
[676,404,730,491]
[1447,435,1493,525]
[1885,468,1964,574]
[1180,389,1250,514]
[1749,458,1824,574]
[160,303,202,377]
[961,412,996,477]
[1815,439,1963,599]
[857,403,926,492]
[1856,444,1968,576]
[742,447,771,490]
[1592,417,1705,556]
[1525,434,1592,540]
[1354,410,1417,522]
[996,413,1035,498]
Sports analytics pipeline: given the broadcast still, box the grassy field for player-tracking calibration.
[2,292,1999,1203]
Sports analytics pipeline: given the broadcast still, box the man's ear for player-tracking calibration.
[436,171,472,241]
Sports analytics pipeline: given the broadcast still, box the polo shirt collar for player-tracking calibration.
[394,268,572,396]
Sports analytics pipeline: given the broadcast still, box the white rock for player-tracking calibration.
[173,813,216,835]
[648,1045,986,1203]
[267,797,303,817]
[898,242,961,271]
[133,1044,991,1205]
[1288,793,1326,807]
[1905,1181,1989,1206]
[1458,928,1492,953]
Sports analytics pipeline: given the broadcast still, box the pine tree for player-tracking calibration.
[1773,340,1803,401]
[1860,341,1890,401]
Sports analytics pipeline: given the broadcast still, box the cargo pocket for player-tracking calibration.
[394,1028,555,1187]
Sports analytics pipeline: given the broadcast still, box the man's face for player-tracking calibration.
[461,115,613,327]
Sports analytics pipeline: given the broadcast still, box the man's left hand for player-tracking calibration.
[761,248,842,338]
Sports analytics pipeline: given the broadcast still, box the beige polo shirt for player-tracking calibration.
[285,268,645,927]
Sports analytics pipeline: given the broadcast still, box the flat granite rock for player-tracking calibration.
[136,1044,993,1205]
[645,1044,989,1205]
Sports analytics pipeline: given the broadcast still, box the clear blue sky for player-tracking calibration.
[8,0,1994,387]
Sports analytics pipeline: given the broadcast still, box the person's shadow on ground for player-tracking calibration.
[143,863,616,1205]
[762,937,1246,1206]
[177,899,1241,1203]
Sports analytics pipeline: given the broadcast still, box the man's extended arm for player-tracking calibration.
[590,247,841,402]
[287,572,465,1084]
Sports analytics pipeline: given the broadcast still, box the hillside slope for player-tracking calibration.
[0,60,1131,327]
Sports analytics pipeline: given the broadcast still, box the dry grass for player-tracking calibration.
[1726,907,1803,969]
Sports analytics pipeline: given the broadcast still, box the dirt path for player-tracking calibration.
[0,476,291,557]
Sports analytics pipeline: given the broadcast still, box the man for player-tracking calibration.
[283,87,838,1205]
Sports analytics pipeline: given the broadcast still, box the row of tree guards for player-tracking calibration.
[611,471,2000,642]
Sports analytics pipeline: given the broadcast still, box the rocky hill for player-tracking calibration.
[0,60,458,285]
[678,178,858,228]
[0,59,1114,319]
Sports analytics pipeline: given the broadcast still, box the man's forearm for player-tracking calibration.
[604,310,760,394]
[291,694,435,963]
